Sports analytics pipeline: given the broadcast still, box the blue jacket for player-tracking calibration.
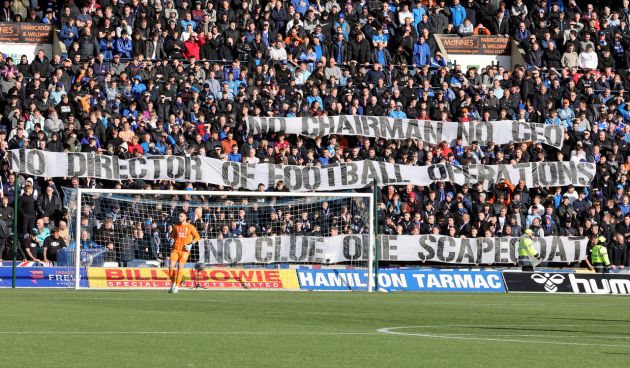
[227,152,242,162]
[450,4,467,28]
[115,37,132,58]
[60,24,78,48]
[389,110,407,119]
[412,6,427,28]
[412,41,431,66]
[618,103,630,122]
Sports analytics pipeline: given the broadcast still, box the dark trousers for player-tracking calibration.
[21,215,36,236]
[518,256,534,272]
[593,263,606,273]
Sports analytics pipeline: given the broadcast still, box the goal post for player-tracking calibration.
[69,189,376,291]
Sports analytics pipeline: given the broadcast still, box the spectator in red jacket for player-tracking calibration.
[182,32,205,60]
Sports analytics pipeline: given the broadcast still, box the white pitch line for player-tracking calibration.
[400,332,630,340]
[0,331,379,336]
[377,326,630,348]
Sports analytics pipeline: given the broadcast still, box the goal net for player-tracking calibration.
[63,189,375,291]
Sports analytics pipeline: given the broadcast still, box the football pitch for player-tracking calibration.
[1,290,629,367]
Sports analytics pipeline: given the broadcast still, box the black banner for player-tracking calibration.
[503,272,630,295]
[0,22,53,44]
[439,35,511,56]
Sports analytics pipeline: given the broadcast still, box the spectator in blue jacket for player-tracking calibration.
[412,1,428,29]
[115,31,133,58]
[130,76,147,100]
[98,33,115,60]
[450,0,467,28]
[430,52,448,67]
[412,36,431,67]
[227,145,242,162]
[618,102,630,122]
[60,18,78,48]
[389,101,407,118]
[335,14,350,40]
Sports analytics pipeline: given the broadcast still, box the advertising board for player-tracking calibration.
[298,269,506,292]
[0,267,87,288]
[503,272,630,295]
[0,22,53,59]
[87,267,300,289]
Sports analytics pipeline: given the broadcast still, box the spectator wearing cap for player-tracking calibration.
[389,101,407,118]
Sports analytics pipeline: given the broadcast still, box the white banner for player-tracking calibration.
[380,234,588,264]
[10,150,595,191]
[198,234,588,265]
[247,116,565,149]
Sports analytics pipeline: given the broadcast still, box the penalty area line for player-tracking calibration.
[376,326,630,348]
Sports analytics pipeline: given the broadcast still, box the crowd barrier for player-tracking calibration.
[2,267,629,295]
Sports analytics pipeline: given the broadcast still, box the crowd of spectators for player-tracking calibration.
[0,0,628,267]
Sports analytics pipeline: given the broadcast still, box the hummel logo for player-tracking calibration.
[531,273,565,292]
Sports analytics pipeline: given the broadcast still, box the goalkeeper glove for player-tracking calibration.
[169,238,174,246]
[185,243,193,251]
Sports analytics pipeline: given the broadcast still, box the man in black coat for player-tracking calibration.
[78,27,99,61]
[18,183,37,236]
[37,186,62,222]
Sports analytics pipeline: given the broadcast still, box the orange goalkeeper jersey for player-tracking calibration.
[171,223,200,252]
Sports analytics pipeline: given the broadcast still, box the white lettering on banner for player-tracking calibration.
[10,150,595,191]
[247,116,565,149]
[196,234,589,265]
[389,234,588,264]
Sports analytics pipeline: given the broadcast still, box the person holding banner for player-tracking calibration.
[518,229,540,271]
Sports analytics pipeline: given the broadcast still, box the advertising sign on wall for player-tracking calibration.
[440,35,511,55]
[0,22,53,59]
[503,272,630,295]
[0,267,87,288]
[436,35,511,71]
[87,267,300,289]
[298,269,506,292]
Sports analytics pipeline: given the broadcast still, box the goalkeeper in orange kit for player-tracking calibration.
[168,212,200,293]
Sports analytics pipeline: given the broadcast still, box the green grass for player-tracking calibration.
[1,290,629,367]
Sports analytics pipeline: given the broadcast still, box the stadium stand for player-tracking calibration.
[0,0,628,269]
